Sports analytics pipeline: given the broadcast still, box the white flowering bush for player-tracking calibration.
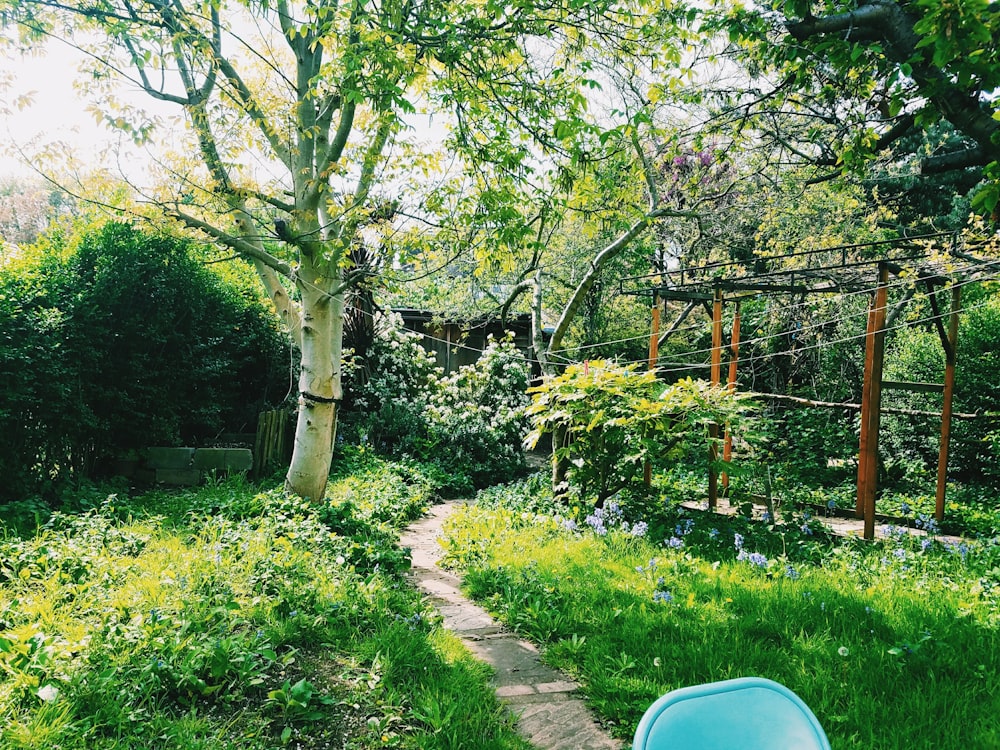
[342,318,530,490]
[425,335,531,487]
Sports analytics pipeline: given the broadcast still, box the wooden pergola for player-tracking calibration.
[622,233,991,539]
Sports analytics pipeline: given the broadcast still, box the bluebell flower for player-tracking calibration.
[892,548,906,561]
[915,514,939,534]
[734,532,744,550]
[630,521,649,538]
[666,536,684,549]
[737,549,768,568]
[585,512,607,536]
[784,565,799,580]
[709,528,720,539]
[920,538,933,553]
[899,501,912,515]
[800,523,813,535]
[653,590,673,603]
[761,510,772,523]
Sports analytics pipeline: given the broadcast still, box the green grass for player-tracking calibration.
[0,452,531,750]
[441,477,1000,749]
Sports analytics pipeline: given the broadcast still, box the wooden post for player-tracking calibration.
[645,294,660,487]
[855,300,877,519]
[722,301,741,490]
[856,264,889,540]
[708,288,723,509]
[935,285,961,522]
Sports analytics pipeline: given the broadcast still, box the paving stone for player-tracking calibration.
[508,700,624,750]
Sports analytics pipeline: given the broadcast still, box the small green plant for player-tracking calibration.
[266,676,335,723]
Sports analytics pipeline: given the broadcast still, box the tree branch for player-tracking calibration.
[166,207,293,276]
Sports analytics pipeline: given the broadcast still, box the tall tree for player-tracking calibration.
[2,0,677,499]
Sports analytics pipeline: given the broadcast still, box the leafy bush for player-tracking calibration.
[344,317,530,492]
[0,222,290,503]
[525,361,757,505]
[882,285,1000,485]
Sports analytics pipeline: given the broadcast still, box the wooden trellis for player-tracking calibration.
[623,233,992,539]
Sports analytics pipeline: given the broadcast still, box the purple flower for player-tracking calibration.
[585,513,607,536]
[737,550,768,568]
[915,514,939,534]
[630,521,649,538]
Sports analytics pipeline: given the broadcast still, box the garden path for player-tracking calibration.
[400,501,625,750]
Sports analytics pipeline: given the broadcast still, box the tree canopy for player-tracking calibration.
[711,0,1000,216]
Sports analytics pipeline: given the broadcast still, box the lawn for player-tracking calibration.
[441,475,1000,750]
[0,452,530,750]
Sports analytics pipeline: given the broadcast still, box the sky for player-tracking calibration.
[1,38,175,183]
[2,43,101,176]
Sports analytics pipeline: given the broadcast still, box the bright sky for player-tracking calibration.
[2,43,104,176]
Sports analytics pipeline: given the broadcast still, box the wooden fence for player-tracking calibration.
[254,409,290,477]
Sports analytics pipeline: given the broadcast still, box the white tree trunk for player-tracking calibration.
[285,259,340,500]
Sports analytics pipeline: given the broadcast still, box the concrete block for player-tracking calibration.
[193,448,253,472]
[144,447,195,470]
[155,468,202,486]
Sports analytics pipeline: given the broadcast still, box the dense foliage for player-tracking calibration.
[880,285,1000,485]
[0,222,289,503]
[343,319,531,494]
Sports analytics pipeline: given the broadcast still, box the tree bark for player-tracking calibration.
[285,257,339,500]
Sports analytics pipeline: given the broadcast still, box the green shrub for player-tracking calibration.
[0,222,289,504]
[344,318,530,492]
[882,285,1000,485]
[525,361,757,505]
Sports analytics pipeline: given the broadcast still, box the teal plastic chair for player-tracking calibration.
[632,677,832,750]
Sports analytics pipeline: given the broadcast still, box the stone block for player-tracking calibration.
[155,468,202,486]
[144,447,195,470]
[193,448,253,472]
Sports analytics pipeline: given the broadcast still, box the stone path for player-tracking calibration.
[400,501,624,750]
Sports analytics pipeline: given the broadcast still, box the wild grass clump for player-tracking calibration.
[0,458,529,750]
[441,476,1000,750]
